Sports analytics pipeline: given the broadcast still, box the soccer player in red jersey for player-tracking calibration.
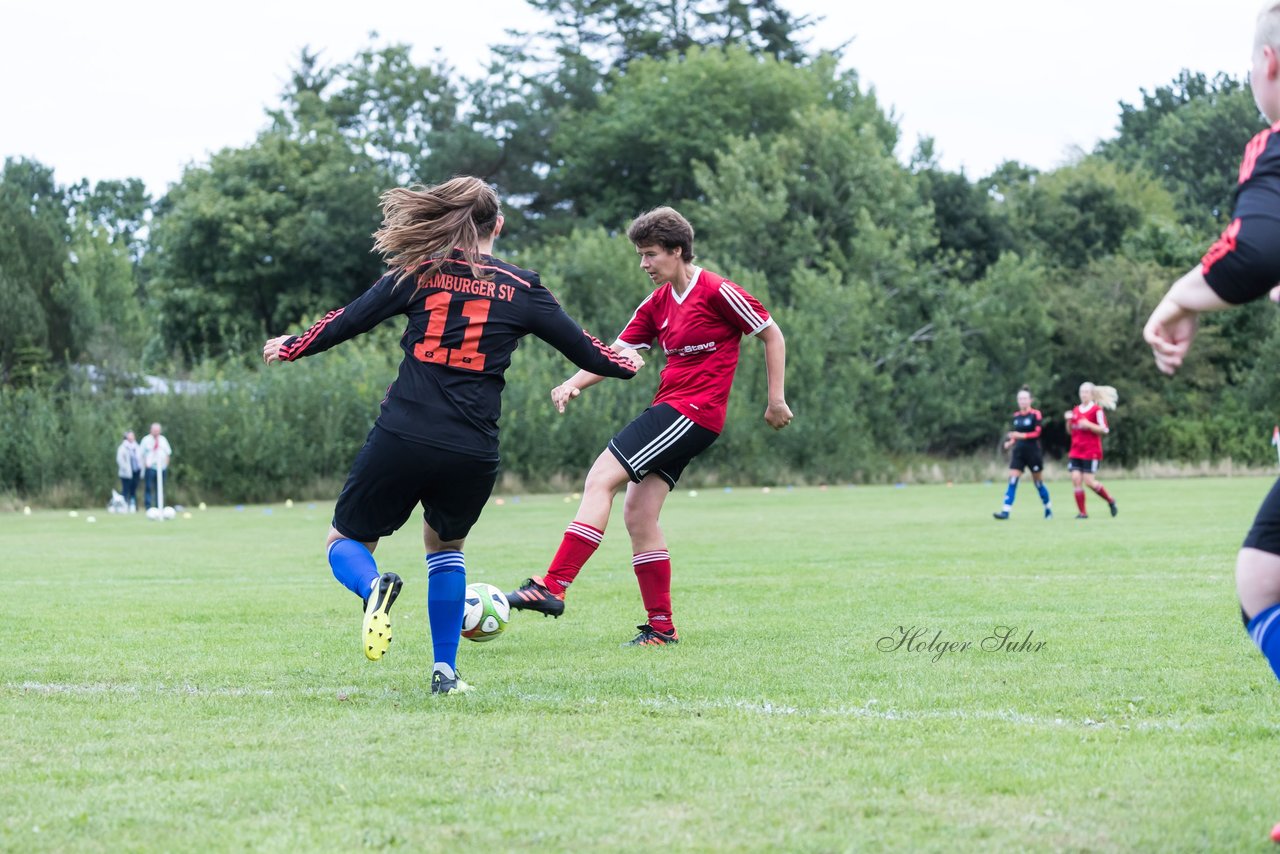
[1064,382,1118,519]
[507,206,793,645]
[1143,2,1280,683]
[993,386,1053,520]
[262,177,641,693]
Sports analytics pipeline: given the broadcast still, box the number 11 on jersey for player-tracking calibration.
[414,292,491,371]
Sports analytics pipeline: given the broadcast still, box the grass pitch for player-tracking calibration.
[2,477,1279,851]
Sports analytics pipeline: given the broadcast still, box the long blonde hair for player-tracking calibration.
[1082,382,1118,410]
[372,176,501,285]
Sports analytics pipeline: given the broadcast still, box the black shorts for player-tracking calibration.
[608,404,718,490]
[1009,444,1043,473]
[1244,477,1280,556]
[332,424,499,543]
[1067,457,1100,474]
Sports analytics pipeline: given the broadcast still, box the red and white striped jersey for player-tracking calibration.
[616,267,772,434]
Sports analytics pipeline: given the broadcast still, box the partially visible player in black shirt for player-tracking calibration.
[1143,4,1280,686]
[263,176,642,695]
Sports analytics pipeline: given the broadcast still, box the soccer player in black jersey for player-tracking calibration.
[1143,3,1280,685]
[993,386,1053,520]
[262,177,642,694]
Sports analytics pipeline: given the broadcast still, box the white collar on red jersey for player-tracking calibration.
[670,266,703,305]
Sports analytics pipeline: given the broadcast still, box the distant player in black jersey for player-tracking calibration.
[993,386,1053,521]
[262,177,642,694]
[1143,3,1280,685]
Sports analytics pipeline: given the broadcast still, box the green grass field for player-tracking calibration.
[3,477,1280,851]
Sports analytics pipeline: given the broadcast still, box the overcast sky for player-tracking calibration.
[0,0,1266,196]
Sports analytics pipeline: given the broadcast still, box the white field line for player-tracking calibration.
[8,681,350,699]
[633,696,1219,732]
[5,682,1249,733]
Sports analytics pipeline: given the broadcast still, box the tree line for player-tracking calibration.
[1,0,1275,504]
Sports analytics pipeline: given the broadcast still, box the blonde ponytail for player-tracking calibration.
[1090,384,1118,410]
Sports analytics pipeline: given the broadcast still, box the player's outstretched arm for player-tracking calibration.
[758,323,792,430]
[551,344,645,414]
[1143,266,1231,376]
[264,274,407,364]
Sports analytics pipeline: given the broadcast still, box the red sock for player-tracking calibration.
[1091,484,1113,503]
[542,522,603,595]
[633,550,674,634]
[1074,488,1087,514]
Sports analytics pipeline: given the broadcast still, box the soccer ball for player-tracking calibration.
[462,583,510,643]
[146,507,161,520]
[162,506,176,520]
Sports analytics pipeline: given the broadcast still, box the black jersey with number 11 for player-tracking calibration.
[278,252,637,460]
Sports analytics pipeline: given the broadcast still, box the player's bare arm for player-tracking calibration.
[552,345,645,414]
[758,323,792,430]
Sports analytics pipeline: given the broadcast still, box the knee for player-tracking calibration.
[1236,548,1280,619]
[325,531,344,553]
[584,464,626,497]
[623,503,658,538]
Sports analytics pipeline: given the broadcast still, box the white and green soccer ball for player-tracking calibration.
[462,583,510,643]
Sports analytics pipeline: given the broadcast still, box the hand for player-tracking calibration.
[617,347,645,371]
[1142,297,1200,376]
[1003,438,1014,451]
[263,335,290,365]
[764,400,793,430]
[551,383,581,414]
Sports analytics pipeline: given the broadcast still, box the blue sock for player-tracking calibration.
[1036,481,1051,507]
[329,539,379,599]
[1002,477,1018,512]
[1248,603,1280,681]
[427,551,467,672]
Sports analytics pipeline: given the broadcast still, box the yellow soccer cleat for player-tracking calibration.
[362,572,402,661]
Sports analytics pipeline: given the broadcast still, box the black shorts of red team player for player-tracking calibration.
[608,403,719,490]
[332,424,499,543]
[1067,457,1100,474]
[1243,478,1280,557]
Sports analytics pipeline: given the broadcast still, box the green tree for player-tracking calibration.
[1099,71,1265,226]
[56,224,148,369]
[69,177,151,263]
[270,46,503,186]
[514,0,814,70]
[0,158,69,375]
[913,140,1008,281]
[692,101,917,301]
[554,47,894,228]
[147,129,391,361]
[993,157,1178,267]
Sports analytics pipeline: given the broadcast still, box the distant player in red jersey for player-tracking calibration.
[1143,2,1280,684]
[1064,382,1118,519]
[262,177,641,693]
[506,206,793,645]
[993,386,1053,520]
